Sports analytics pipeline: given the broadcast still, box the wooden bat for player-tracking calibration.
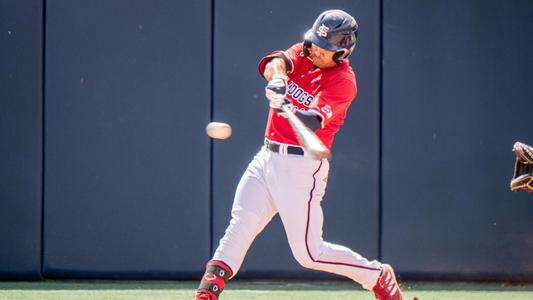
[281,104,330,160]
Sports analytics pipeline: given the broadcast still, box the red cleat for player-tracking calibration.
[194,291,212,300]
[372,264,403,300]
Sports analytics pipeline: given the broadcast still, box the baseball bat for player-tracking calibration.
[281,104,330,160]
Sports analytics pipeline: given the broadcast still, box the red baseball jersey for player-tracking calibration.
[258,42,357,149]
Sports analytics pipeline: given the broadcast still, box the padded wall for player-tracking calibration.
[0,0,43,279]
[43,0,211,278]
[2,0,532,281]
[382,0,533,279]
[212,0,381,278]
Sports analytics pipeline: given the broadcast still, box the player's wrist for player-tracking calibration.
[271,74,288,82]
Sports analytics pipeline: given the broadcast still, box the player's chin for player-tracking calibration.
[313,59,333,69]
[312,59,325,68]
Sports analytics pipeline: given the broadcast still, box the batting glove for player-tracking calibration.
[265,74,288,110]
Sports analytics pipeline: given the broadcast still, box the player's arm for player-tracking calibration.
[308,78,356,129]
[294,110,322,132]
[258,44,300,80]
[264,57,321,131]
[263,57,289,113]
[263,57,288,81]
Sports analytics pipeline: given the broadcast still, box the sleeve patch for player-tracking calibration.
[320,104,333,119]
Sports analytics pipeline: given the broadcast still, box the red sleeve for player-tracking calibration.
[308,76,357,128]
[258,43,305,79]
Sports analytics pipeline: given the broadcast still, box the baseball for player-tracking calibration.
[206,122,232,139]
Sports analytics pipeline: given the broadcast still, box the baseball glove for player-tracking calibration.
[510,141,533,193]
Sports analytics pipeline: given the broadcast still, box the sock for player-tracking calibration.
[194,260,233,300]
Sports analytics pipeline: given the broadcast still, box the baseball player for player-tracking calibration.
[194,10,403,300]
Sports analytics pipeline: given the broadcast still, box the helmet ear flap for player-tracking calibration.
[303,40,312,57]
[333,49,349,63]
[333,41,356,63]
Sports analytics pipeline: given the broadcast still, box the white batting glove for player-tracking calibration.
[265,74,288,110]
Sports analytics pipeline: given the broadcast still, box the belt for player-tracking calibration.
[265,140,304,156]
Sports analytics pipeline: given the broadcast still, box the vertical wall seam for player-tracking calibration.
[378,0,384,261]
[40,0,46,279]
[208,0,215,257]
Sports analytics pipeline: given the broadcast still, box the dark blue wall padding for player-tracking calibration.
[0,0,43,279]
[3,0,533,281]
[43,0,211,278]
[382,0,533,279]
[212,0,381,278]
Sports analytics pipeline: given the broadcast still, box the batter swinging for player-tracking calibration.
[194,10,403,300]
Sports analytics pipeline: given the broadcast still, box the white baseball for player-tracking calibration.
[206,122,232,139]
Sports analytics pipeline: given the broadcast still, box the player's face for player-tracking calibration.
[310,44,337,68]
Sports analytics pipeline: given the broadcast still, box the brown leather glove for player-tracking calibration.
[511,141,533,193]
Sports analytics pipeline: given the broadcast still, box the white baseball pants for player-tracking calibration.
[212,145,382,290]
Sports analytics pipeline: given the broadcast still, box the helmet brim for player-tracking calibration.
[304,30,343,52]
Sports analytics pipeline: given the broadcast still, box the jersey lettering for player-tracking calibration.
[287,81,315,107]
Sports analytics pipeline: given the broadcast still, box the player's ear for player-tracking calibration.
[303,40,312,57]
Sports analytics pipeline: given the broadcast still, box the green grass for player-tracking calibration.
[0,280,532,300]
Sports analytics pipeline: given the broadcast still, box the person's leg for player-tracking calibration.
[194,260,232,300]
[372,264,404,300]
[195,149,277,300]
[270,155,383,290]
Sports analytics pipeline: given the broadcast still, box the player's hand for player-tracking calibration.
[265,74,287,109]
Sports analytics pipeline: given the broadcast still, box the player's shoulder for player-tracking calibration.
[284,42,305,58]
[288,42,304,51]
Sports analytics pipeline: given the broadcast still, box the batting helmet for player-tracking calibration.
[303,9,358,63]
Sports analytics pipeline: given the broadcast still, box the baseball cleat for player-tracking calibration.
[194,291,212,300]
[372,264,403,300]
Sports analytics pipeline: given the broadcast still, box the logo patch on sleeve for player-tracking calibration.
[321,104,333,119]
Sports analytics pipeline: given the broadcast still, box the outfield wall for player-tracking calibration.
[0,0,532,281]
[381,0,533,280]
[0,0,43,280]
